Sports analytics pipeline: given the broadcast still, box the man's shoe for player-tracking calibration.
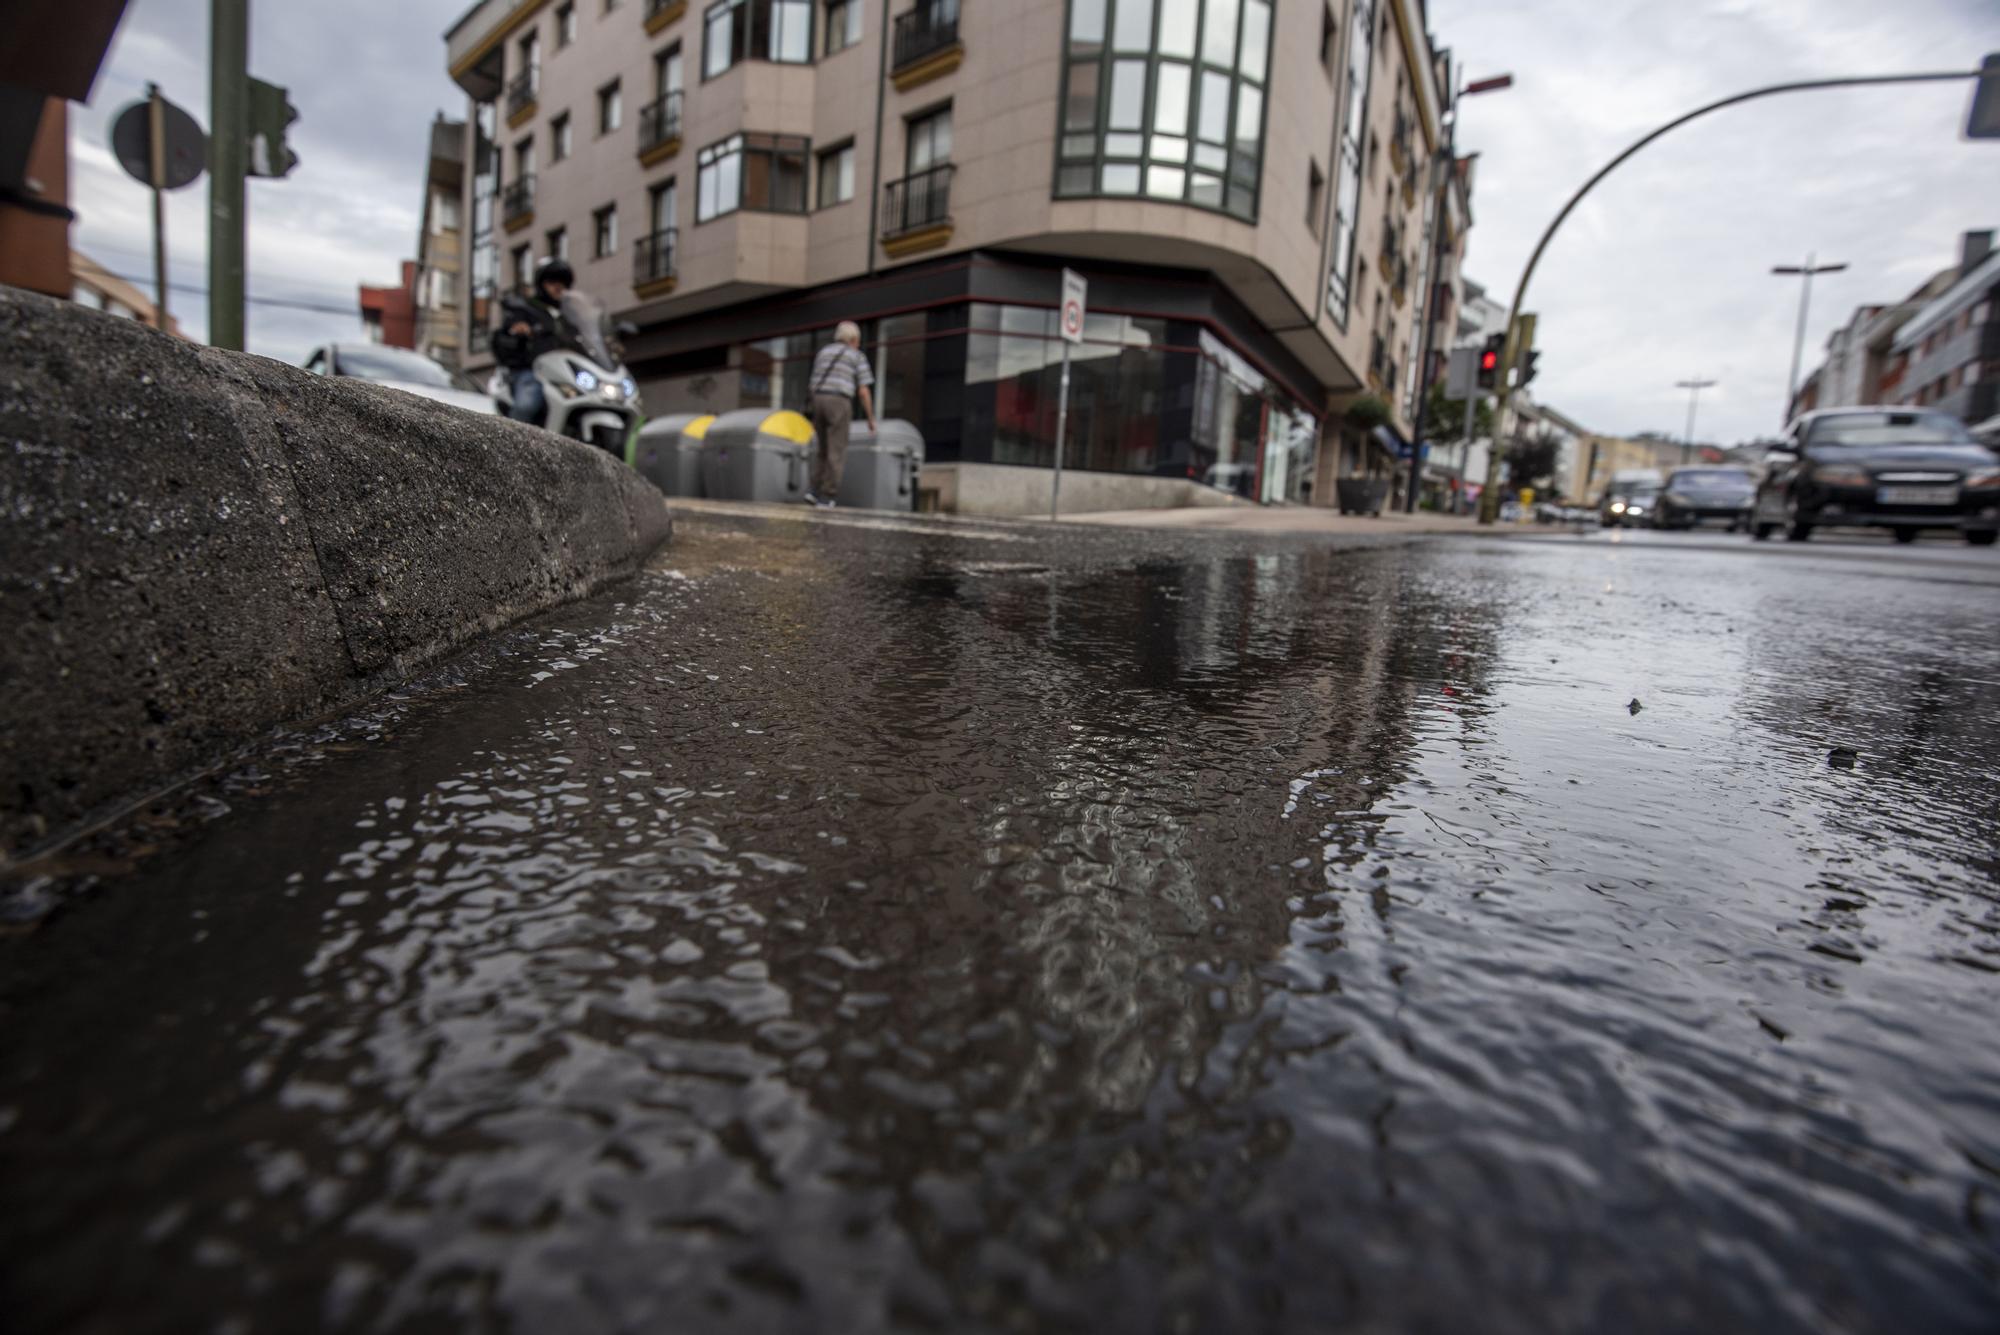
[803,491,821,506]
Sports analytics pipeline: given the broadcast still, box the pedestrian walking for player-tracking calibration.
[804,321,877,507]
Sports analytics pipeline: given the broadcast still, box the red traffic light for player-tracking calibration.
[1478,349,1499,372]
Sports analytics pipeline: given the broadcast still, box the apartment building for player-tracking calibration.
[415,115,469,367]
[1891,229,1998,429]
[443,0,1462,508]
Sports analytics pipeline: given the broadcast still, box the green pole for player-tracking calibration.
[208,0,248,350]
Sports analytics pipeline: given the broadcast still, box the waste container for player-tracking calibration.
[698,409,814,503]
[633,413,714,496]
[837,418,924,512]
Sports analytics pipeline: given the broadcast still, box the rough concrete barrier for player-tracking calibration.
[0,284,671,863]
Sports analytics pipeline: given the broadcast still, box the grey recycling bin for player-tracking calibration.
[837,418,924,512]
[698,409,813,504]
[633,412,715,496]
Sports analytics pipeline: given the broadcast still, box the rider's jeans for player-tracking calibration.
[508,367,547,425]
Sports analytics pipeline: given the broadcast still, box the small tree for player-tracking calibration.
[1424,383,1494,442]
[1504,426,1564,492]
[1344,394,1392,430]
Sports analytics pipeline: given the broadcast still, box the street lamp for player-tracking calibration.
[1773,254,1847,425]
[1675,377,1717,465]
[1402,71,1512,514]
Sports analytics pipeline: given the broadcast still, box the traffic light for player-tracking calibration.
[1476,333,1503,389]
[1518,349,1541,387]
[245,77,300,178]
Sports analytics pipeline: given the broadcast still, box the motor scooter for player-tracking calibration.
[489,290,642,457]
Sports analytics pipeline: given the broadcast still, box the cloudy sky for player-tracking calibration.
[70,0,1999,443]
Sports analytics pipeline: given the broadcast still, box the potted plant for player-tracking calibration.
[1335,396,1394,515]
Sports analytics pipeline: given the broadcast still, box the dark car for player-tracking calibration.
[1751,408,2000,546]
[1653,467,1755,531]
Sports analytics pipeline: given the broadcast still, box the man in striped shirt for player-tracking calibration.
[804,321,878,507]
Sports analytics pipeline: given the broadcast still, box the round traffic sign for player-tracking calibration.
[110,96,207,190]
[1062,299,1083,338]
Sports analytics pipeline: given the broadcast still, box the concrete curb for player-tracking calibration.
[0,284,670,863]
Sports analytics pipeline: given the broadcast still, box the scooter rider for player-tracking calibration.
[492,257,576,425]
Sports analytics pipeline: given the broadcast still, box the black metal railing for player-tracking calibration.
[882,163,954,237]
[502,174,535,223]
[506,67,539,118]
[638,91,683,154]
[892,0,960,71]
[635,227,677,285]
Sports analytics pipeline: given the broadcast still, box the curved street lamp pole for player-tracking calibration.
[1475,68,1987,524]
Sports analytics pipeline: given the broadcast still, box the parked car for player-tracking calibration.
[1600,469,1664,528]
[303,344,499,416]
[1750,408,1999,546]
[1652,467,1755,531]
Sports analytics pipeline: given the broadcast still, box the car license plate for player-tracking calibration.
[1876,485,1958,505]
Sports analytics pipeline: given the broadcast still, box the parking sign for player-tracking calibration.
[1061,268,1087,344]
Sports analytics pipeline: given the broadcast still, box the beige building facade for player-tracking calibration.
[445,0,1467,506]
[414,115,468,368]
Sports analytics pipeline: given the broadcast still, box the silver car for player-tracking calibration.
[303,343,499,416]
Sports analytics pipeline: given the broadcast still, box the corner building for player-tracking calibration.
[445,0,1462,510]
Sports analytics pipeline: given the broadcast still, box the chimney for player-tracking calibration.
[1963,229,1994,275]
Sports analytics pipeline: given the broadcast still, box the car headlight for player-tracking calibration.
[1610,501,1626,514]
[1813,465,1870,487]
[573,367,599,392]
[1966,468,2000,490]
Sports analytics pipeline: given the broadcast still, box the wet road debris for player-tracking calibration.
[3,511,1998,1333]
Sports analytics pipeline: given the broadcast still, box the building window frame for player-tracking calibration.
[1051,0,1274,223]
[703,0,815,80]
[556,2,577,46]
[824,0,861,54]
[1325,0,1375,329]
[816,139,856,208]
[695,131,811,221]
[551,111,572,161]
[510,242,533,292]
[598,79,623,134]
[594,203,619,258]
[546,225,569,261]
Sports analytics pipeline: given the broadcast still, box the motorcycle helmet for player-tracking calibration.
[535,256,575,290]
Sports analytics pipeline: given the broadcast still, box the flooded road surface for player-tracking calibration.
[5,511,1999,1333]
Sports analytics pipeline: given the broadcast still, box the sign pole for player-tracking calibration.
[209,0,249,350]
[1052,267,1087,521]
[1052,340,1071,520]
[147,83,170,331]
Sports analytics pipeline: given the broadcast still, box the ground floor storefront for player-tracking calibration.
[624,251,1326,508]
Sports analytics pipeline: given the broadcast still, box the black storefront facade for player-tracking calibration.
[625,250,1324,504]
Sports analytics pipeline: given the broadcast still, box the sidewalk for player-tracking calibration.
[1056,505,1498,537]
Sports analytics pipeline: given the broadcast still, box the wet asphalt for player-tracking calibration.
[3,509,1998,1334]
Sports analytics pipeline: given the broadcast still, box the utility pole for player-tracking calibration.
[209,0,248,350]
[1773,253,1846,424]
[1676,376,1716,465]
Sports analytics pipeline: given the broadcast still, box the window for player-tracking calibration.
[906,105,951,173]
[551,113,572,161]
[598,80,623,133]
[547,225,568,261]
[703,0,813,78]
[514,138,536,181]
[825,0,860,53]
[1055,0,1271,220]
[518,30,540,73]
[434,189,462,233]
[594,203,618,257]
[655,44,684,98]
[817,141,855,205]
[1321,3,1336,71]
[650,179,678,234]
[557,2,577,45]
[1307,160,1324,235]
[696,131,810,219]
[511,243,533,290]
[1326,0,1374,326]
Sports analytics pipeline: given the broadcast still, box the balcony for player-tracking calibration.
[633,228,677,298]
[505,67,538,127]
[891,0,963,92]
[881,164,954,257]
[637,91,683,166]
[644,0,686,34]
[501,174,535,231]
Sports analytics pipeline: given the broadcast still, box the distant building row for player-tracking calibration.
[1789,228,1999,434]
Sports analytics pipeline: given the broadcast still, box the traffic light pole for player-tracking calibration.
[1476,66,1988,524]
[1403,117,1457,514]
[208,0,249,350]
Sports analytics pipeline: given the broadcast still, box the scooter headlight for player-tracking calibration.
[621,376,637,399]
[573,367,600,393]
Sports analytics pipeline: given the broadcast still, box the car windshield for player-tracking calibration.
[1807,412,1973,447]
[335,346,480,392]
[1671,470,1752,489]
[1614,485,1659,500]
